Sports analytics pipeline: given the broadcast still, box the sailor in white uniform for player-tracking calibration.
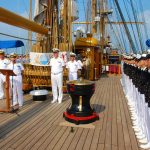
[66,52,80,81]
[0,50,9,99]
[76,54,83,70]
[50,48,65,104]
[8,53,24,107]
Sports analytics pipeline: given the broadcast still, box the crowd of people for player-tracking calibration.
[121,50,150,149]
[0,48,91,108]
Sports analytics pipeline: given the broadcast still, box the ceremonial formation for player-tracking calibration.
[0,48,84,109]
[1,0,150,149]
[121,50,150,149]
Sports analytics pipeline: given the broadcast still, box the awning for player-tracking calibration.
[0,40,24,49]
[146,39,150,47]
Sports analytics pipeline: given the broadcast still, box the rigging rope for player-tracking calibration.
[114,0,137,54]
[134,0,146,50]
[107,17,124,53]
[0,32,37,41]
[122,0,141,52]
[111,0,129,52]
[23,0,29,17]
[110,0,126,52]
[130,0,144,51]
[82,0,86,23]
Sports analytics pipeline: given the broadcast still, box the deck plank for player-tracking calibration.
[14,104,70,150]
[67,128,84,150]
[90,79,106,150]
[60,127,78,150]
[98,78,110,145]
[0,76,142,150]
[111,77,118,148]
[116,77,126,150]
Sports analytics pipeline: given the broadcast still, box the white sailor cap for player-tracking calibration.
[126,54,133,59]
[141,53,147,58]
[9,52,18,58]
[123,54,128,59]
[122,53,126,57]
[0,49,5,55]
[70,52,76,57]
[52,48,60,53]
[133,54,137,58]
[136,54,141,59]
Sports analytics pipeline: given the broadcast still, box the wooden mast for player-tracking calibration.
[63,0,67,51]
[52,0,59,48]
[59,0,72,52]
[0,7,48,35]
[92,0,96,34]
[68,0,72,51]
[100,0,105,49]
[27,0,32,55]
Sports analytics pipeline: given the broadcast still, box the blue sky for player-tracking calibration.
[0,0,150,53]
[0,0,34,54]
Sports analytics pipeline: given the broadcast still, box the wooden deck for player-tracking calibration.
[0,76,143,150]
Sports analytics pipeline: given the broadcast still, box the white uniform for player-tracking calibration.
[0,59,9,99]
[77,60,83,70]
[8,62,24,106]
[66,60,79,81]
[50,57,64,103]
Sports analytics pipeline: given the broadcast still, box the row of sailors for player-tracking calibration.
[0,50,24,107]
[0,48,83,106]
[2,54,30,64]
[121,51,150,149]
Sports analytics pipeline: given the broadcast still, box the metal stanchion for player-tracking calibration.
[118,64,121,75]
[94,68,97,80]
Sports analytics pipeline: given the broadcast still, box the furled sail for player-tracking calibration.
[34,0,48,24]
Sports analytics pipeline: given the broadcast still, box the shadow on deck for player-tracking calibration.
[0,76,142,150]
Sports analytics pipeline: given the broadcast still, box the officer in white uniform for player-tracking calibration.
[8,53,24,107]
[76,54,83,70]
[0,50,9,99]
[66,52,79,81]
[50,48,64,104]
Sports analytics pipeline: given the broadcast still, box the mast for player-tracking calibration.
[92,0,96,33]
[28,0,32,55]
[59,0,73,51]
[68,0,72,51]
[63,0,67,50]
[100,0,106,50]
